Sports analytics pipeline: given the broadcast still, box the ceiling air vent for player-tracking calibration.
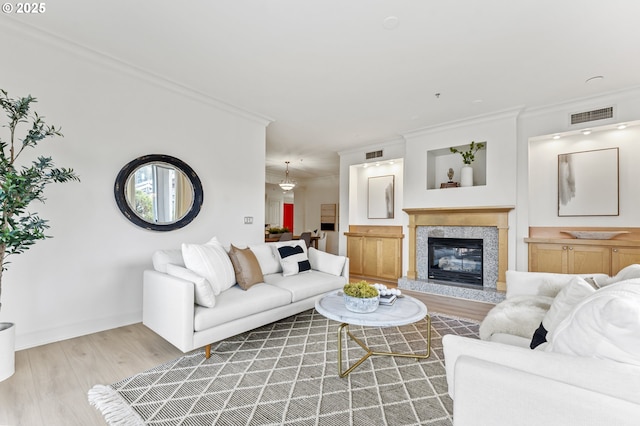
[570,106,614,125]
[365,150,383,160]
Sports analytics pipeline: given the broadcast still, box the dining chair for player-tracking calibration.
[279,232,293,241]
[299,232,312,248]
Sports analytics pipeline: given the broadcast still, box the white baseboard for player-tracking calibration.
[14,311,142,351]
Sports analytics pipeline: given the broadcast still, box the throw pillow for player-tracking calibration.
[308,247,346,276]
[182,237,236,295]
[165,264,215,308]
[542,276,595,334]
[605,264,640,286]
[249,244,282,275]
[277,245,311,277]
[228,245,264,290]
[546,280,640,366]
[530,322,548,349]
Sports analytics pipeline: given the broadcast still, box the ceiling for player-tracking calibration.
[11,1,640,179]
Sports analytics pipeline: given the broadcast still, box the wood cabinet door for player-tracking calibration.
[362,237,380,277]
[611,247,640,275]
[568,245,611,275]
[529,243,567,273]
[378,238,401,279]
[346,236,363,275]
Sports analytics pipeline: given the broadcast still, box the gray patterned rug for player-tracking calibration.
[88,309,479,425]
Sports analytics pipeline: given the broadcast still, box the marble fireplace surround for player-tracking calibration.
[403,206,514,293]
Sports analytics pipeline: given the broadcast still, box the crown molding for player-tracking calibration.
[2,18,273,127]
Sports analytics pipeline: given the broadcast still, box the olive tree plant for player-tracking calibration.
[0,90,79,312]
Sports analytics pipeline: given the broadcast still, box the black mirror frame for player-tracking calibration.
[114,154,204,232]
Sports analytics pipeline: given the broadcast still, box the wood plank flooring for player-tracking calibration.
[0,323,183,426]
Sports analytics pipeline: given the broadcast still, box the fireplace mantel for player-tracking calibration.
[403,206,514,291]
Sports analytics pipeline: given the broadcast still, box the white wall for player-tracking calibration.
[295,175,341,254]
[338,140,406,256]
[516,88,640,269]
[0,22,269,349]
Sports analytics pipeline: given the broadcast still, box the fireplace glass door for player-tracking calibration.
[428,237,483,286]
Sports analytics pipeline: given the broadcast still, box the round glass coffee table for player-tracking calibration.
[315,290,431,377]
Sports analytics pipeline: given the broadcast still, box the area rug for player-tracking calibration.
[88,310,479,426]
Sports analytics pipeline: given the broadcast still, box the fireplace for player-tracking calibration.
[428,237,483,286]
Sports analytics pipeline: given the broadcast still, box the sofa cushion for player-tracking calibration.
[277,245,311,276]
[228,245,264,290]
[308,247,346,276]
[505,270,608,299]
[262,270,345,302]
[182,237,236,295]
[165,264,215,308]
[193,284,292,331]
[152,249,185,273]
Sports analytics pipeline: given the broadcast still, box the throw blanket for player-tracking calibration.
[479,295,553,340]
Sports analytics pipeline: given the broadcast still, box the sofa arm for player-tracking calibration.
[443,335,640,404]
[143,270,195,353]
[452,356,640,426]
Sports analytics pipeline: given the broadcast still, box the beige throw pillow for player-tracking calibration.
[228,245,264,290]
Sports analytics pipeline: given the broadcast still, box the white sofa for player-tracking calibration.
[143,238,349,358]
[444,267,640,426]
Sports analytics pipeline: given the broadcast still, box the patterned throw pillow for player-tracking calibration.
[277,245,311,277]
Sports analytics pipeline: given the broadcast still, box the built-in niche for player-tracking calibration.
[426,143,487,190]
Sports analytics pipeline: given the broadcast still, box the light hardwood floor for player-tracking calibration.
[0,323,183,426]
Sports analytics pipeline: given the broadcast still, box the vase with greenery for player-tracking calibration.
[450,141,485,187]
[343,281,379,313]
[0,90,79,380]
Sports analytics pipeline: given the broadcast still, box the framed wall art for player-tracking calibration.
[558,147,619,216]
[368,175,394,219]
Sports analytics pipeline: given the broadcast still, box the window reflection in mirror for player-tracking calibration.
[125,162,194,224]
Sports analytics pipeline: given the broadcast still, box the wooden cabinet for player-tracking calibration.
[528,243,611,274]
[526,227,640,276]
[345,225,403,285]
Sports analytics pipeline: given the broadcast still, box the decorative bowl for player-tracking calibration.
[561,230,630,240]
[344,294,380,313]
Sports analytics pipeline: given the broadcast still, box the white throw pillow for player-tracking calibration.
[165,264,215,308]
[308,247,346,276]
[249,244,281,275]
[546,280,640,366]
[276,244,311,277]
[182,237,235,295]
[542,276,596,334]
[605,264,640,286]
[152,249,185,273]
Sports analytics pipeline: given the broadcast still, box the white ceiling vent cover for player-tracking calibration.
[570,106,614,125]
[365,150,383,160]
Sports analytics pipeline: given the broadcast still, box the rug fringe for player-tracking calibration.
[88,385,145,426]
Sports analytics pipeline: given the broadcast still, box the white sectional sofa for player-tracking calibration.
[143,238,349,358]
[444,266,640,426]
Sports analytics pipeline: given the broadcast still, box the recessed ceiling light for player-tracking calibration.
[617,124,627,130]
[375,162,380,166]
[472,99,483,104]
[389,160,394,165]
[552,134,561,140]
[582,129,592,135]
[383,16,399,30]
[363,163,369,168]
[585,75,604,84]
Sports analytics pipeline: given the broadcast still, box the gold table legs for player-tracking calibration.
[336,314,431,378]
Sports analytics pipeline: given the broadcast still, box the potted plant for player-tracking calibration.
[0,90,79,381]
[343,280,380,313]
[450,141,485,187]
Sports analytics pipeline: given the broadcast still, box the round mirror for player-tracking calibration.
[114,154,203,231]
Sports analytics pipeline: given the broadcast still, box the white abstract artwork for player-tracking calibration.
[558,148,619,216]
[368,175,394,219]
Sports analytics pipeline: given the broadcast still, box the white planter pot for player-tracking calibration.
[460,165,474,187]
[0,322,15,382]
